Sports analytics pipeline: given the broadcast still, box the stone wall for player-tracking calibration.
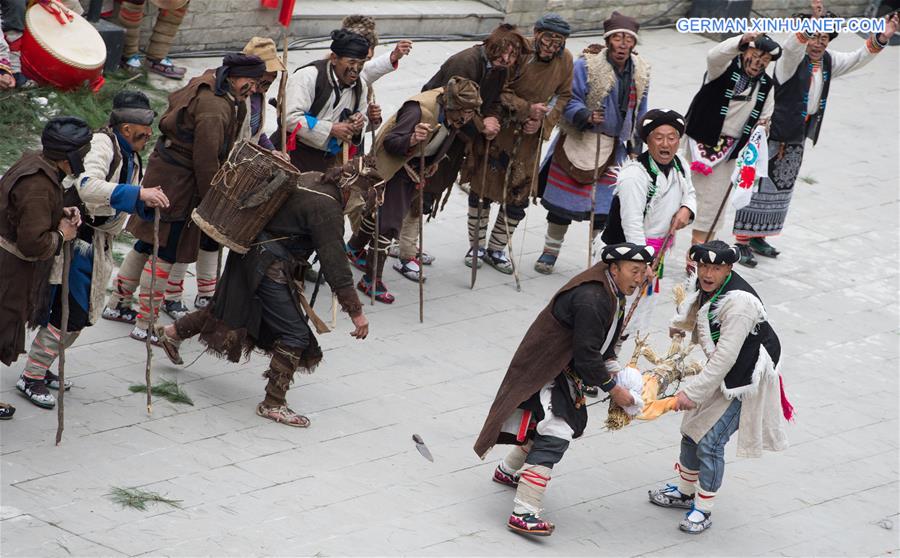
[142,0,880,55]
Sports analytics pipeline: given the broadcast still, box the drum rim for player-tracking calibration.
[25,5,106,71]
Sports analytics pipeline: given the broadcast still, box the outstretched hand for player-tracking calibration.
[350,312,369,339]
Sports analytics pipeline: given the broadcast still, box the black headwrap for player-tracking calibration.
[601,242,655,263]
[222,53,266,77]
[739,33,782,61]
[330,29,369,59]
[689,240,739,265]
[534,13,571,36]
[109,90,156,127]
[41,116,93,176]
[639,109,686,141]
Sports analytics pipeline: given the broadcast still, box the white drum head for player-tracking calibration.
[26,5,106,70]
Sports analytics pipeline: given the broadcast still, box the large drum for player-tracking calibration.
[192,142,300,255]
[22,2,106,91]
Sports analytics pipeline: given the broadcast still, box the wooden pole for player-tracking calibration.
[55,241,71,446]
[144,211,160,414]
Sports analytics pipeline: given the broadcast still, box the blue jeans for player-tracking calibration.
[680,398,742,492]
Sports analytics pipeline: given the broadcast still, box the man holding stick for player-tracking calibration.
[0,118,90,413]
[534,12,650,274]
[17,93,168,410]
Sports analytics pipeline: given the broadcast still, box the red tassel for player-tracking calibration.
[278,0,296,27]
[779,374,794,422]
[260,0,279,8]
[286,121,303,152]
[654,276,660,293]
[349,144,359,159]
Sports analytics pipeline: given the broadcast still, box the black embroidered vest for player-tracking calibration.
[685,57,773,159]
[704,271,781,390]
[770,52,832,145]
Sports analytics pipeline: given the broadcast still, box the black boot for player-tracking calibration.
[749,237,779,258]
[736,244,757,268]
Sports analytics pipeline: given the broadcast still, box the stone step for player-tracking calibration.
[290,0,503,38]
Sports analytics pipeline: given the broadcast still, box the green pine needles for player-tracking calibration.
[129,380,194,406]
[107,487,182,511]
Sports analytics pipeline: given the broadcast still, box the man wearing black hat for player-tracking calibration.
[0,117,92,416]
[13,93,170,409]
[684,33,780,267]
[648,240,789,534]
[733,10,898,266]
[535,11,651,274]
[283,29,372,173]
[473,241,652,536]
[464,13,573,275]
[119,53,264,343]
[600,109,696,333]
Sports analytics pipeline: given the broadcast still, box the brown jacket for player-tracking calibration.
[0,152,65,365]
[466,45,574,203]
[127,69,246,263]
[473,262,618,458]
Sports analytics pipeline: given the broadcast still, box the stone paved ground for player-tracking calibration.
[1,29,898,557]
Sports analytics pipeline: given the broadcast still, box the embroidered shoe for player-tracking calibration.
[393,258,426,283]
[0,402,15,420]
[648,484,695,509]
[749,237,779,258]
[122,54,143,73]
[492,464,519,487]
[16,376,56,409]
[357,276,394,304]
[484,249,514,275]
[463,247,484,269]
[129,326,160,346]
[147,57,186,80]
[44,370,72,391]
[102,303,138,324]
[163,300,190,320]
[679,506,712,534]
[345,243,368,272]
[736,244,758,268]
[194,295,213,310]
[507,512,555,537]
[534,252,557,275]
[388,243,434,265]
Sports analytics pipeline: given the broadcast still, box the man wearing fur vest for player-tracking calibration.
[648,240,791,533]
[534,11,650,274]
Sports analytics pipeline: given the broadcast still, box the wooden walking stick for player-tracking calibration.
[621,224,675,332]
[368,87,378,306]
[587,105,605,267]
[518,95,558,271]
[144,210,161,415]
[500,131,524,292]
[279,30,289,155]
[470,138,491,289]
[55,240,72,446]
[703,186,732,243]
[417,143,426,323]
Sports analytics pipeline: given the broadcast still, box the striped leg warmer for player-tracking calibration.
[115,0,146,57]
[146,1,189,60]
[136,260,172,330]
[195,249,219,299]
[466,204,489,250]
[106,249,147,309]
[487,209,520,252]
[543,222,568,257]
[165,263,188,302]
[676,462,699,497]
[513,464,552,515]
[23,324,80,381]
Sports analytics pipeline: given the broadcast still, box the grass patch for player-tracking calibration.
[107,486,182,511]
[799,175,818,185]
[0,71,169,169]
[129,380,194,406]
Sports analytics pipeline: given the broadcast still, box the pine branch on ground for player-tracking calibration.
[107,486,183,511]
[129,380,194,406]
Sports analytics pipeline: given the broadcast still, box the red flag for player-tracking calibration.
[278,0,295,27]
